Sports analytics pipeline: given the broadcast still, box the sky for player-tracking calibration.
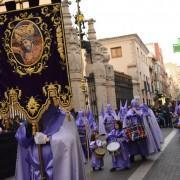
[69,0,180,65]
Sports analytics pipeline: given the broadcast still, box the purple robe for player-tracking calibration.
[90,140,104,169]
[76,111,90,159]
[15,106,86,180]
[148,109,164,144]
[88,111,98,133]
[141,104,163,152]
[107,129,130,169]
[124,109,148,157]
[98,104,106,135]
[103,104,117,133]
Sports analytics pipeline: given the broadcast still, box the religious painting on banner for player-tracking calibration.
[0,3,72,126]
[11,20,43,66]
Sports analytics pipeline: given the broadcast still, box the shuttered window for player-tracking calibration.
[111,47,122,58]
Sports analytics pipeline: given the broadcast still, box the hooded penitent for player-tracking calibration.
[140,103,163,154]
[123,99,148,157]
[118,100,128,122]
[103,104,118,133]
[99,104,106,135]
[76,110,91,159]
[87,110,97,133]
[15,106,86,180]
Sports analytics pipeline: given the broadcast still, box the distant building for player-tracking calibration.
[146,43,169,102]
[165,63,180,87]
[165,63,180,100]
[99,34,152,104]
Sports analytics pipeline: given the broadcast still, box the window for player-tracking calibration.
[111,47,122,58]
[137,47,139,56]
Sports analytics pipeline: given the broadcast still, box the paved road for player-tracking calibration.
[144,129,180,180]
[85,128,177,180]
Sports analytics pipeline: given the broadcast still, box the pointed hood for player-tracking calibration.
[118,100,128,120]
[88,110,97,131]
[131,99,139,108]
[104,104,118,121]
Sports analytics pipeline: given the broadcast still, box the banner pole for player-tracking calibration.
[32,122,47,180]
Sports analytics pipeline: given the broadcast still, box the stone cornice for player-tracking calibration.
[98,34,149,54]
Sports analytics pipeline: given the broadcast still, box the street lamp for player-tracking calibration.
[73,0,90,109]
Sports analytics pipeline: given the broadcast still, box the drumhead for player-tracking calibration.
[95,147,106,156]
[107,142,120,152]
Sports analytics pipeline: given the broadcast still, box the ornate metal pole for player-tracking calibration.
[74,0,91,168]
[32,122,46,180]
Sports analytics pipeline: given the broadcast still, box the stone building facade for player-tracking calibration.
[146,43,169,101]
[165,63,180,100]
[62,1,117,112]
[99,34,152,104]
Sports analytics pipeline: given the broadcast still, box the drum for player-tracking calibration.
[107,142,120,155]
[94,147,106,158]
[96,139,103,147]
[124,124,146,141]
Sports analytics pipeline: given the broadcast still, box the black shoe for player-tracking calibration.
[99,167,103,171]
[92,167,96,171]
[142,155,147,161]
[110,168,116,172]
[130,155,135,163]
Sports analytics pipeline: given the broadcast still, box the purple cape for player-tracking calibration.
[15,107,86,180]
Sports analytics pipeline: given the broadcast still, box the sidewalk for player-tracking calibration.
[144,130,180,180]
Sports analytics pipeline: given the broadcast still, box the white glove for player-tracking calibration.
[96,140,103,147]
[34,132,49,145]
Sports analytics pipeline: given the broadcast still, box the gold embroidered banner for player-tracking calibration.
[0,3,72,123]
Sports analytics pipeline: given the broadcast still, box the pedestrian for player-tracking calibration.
[118,100,128,123]
[76,110,91,159]
[99,104,106,135]
[123,99,148,162]
[162,101,172,128]
[103,104,118,133]
[140,104,163,154]
[90,133,105,171]
[107,121,130,172]
[15,104,86,180]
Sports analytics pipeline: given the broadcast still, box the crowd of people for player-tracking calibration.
[152,100,180,128]
[75,99,180,172]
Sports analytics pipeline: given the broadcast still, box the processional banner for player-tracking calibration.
[0,2,72,124]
